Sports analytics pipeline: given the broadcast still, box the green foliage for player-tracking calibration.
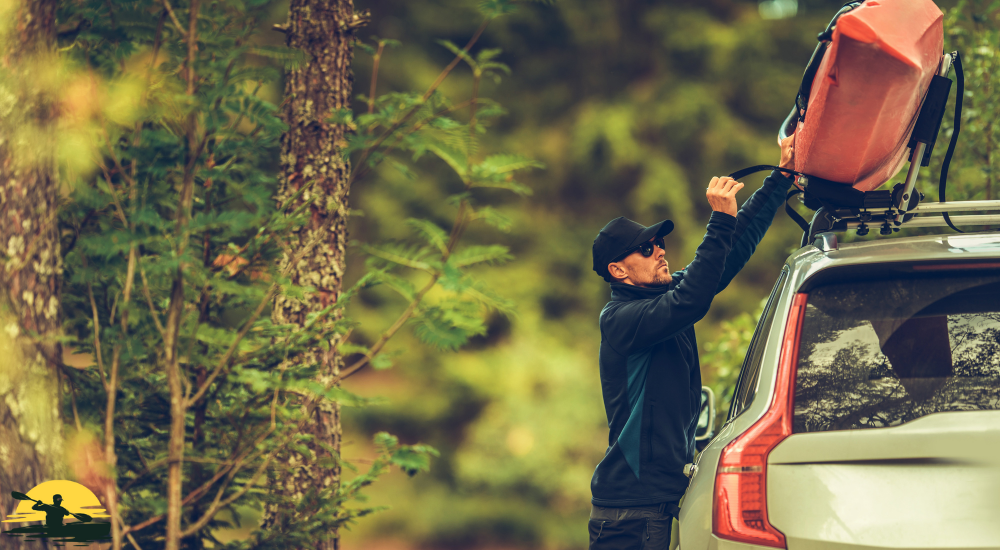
[928,0,1000,203]
[52,0,537,548]
[701,299,767,425]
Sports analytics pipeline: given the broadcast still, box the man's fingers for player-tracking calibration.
[728,182,745,196]
[720,177,738,193]
[707,176,720,192]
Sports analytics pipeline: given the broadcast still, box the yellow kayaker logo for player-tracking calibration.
[2,480,110,544]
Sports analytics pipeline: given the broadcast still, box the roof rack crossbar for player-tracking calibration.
[844,214,1000,229]
[909,201,1000,214]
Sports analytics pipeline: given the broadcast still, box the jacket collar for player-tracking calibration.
[609,281,671,302]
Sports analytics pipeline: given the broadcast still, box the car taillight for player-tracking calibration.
[712,292,807,548]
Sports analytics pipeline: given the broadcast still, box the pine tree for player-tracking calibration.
[0,3,64,549]
[37,1,536,548]
[263,1,361,548]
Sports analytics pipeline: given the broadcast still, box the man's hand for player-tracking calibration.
[778,133,795,178]
[706,176,744,218]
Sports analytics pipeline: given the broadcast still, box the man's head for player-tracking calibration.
[592,217,674,287]
[52,495,62,505]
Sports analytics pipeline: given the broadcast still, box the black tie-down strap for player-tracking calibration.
[785,188,810,232]
[726,164,817,232]
[939,52,964,233]
[727,165,895,235]
[727,164,806,182]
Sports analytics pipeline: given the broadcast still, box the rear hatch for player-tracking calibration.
[767,271,1000,550]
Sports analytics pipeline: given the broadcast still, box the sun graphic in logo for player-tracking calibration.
[4,480,109,523]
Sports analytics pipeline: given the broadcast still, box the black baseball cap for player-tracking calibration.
[592,217,674,282]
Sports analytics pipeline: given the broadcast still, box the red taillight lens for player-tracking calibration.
[712,293,807,548]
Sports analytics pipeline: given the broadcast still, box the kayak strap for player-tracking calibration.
[785,188,810,233]
[727,166,893,232]
[939,52,964,233]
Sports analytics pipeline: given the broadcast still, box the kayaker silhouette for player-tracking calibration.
[31,494,70,532]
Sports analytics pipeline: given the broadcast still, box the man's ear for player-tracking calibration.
[607,261,627,281]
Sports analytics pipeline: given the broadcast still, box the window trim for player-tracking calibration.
[727,267,789,422]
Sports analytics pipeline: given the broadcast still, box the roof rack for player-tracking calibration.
[806,201,1000,247]
[801,51,993,247]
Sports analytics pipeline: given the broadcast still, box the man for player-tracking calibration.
[32,493,70,532]
[588,136,795,549]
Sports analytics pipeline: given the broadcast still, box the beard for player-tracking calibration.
[635,264,671,287]
[652,270,672,286]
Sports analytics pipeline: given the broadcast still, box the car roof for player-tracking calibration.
[785,231,1000,292]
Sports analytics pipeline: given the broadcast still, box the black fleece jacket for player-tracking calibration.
[590,171,793,507]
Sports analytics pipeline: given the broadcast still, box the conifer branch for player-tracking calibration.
[350,98,474,183]
[87,281,108,392]
[186,282,276,407]
[349,18,491,188]
[139,265,166,337]
[98,163,129,227]
[333,274,439,383]
[368,41,385,114]
[161,0,187,38]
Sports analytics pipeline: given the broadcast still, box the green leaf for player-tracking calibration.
[389,160,418,180]
[450,245,512,267]
[463,280,516,315]
[371,350,401,370]
[390,443,439,476]
[471,206,513,232]
[361,243,434,272]
[412,300,486,350]
[478,0,520,18]
[439,261,466,292]
[436,39,476,69]
[425,142,468,178]
[405,218,449,255]
[469,179,533,196]
[473,153,545,176]
[370,271,417,301]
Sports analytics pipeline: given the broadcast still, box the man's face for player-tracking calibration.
[609,237,671,287]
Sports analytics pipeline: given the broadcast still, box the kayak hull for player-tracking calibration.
[794,0,943,192]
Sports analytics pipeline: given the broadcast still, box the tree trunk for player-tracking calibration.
[0,1,64,547]
[265,1,356,548]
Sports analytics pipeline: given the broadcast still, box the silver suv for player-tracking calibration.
[679,231,1000,550]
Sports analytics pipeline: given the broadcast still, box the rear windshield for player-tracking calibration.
[794,273,1000,433]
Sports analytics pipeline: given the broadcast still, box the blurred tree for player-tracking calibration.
[0,3,65,550]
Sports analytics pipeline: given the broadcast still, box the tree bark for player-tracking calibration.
[265,1,356,548]
[0,1,63,547]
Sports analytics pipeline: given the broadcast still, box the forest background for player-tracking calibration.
[338,0,1000,548]
[0,0,995,549]
[340,0,996,548]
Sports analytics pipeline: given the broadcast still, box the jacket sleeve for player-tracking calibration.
[603,212,737,353]
[715,170,795,294]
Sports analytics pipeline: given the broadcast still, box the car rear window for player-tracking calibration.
[794,273,1000,433]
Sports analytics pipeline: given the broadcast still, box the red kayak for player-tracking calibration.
[793,0,943,192]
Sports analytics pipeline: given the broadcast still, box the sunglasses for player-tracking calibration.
[614,236,665,262]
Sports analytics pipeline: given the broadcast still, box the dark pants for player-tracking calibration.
[588,503,676,550]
